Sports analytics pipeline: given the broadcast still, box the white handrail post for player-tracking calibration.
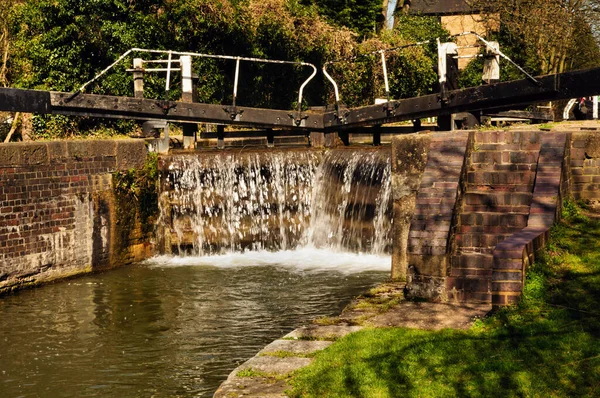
[133,58,144,99]
[233,57,241,107]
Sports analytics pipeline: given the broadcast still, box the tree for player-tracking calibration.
[468,0,600,76]
[4,0,450,137]
[326,14,449,106]
[0,0,21,87]
[302,0,383,36]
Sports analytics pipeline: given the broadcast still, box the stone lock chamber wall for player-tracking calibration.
[4,129,600,303]
[0,140,154,294]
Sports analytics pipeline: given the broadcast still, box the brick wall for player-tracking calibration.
[491,133,568,306]
[569,131,600,202]
[391,133,432,279]
[395,130,573,306]
[403,131,471,299]
[440,15,494,69]
[0,140,152,294]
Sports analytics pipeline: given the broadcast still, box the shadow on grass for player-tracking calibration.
[292,325,599,397]
[290,213,600,397]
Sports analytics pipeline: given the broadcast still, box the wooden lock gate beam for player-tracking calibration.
[0,88,324,131]
[3,67,600,134]
[323,67,600,131]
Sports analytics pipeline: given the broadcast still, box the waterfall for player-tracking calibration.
[159,148,391,256]
[304,149,392,254]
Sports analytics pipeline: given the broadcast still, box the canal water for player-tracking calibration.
[0,249,389,397]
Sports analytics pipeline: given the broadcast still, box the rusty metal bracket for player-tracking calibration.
[288,113,309,127]
[383,100,399,116]
[223,106,244,121]
[156,101,177,115]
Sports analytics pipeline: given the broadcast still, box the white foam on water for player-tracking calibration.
[146,248,391,275]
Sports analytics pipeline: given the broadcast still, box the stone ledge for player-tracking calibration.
[214,325,361,397]
[232,356,312,378]
[283,325,363,340]
[0,139,146,170]
[213,376,289,398]
[258,339,332,356]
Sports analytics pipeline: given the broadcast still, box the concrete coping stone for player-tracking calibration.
[283,325,363,340]
[213,376,289,398]
[258,339,332,356]
[0,139,146,169]
[215,326,358,397]
[233,356,312,377]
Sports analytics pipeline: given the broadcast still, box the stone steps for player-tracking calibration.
[459,212,529,228]
[213,326,361,398]
[456,232,513,250]
[466,170,536,185]
[448,131,543,303]
[464,191,533,207]
[471,149,540,166]
[407,132,470,264]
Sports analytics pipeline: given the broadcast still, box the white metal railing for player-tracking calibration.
[68,48,318,113]
[322,31,539,111]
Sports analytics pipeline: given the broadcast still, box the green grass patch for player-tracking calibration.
[314,316,344,326]
[350,295,402,313]
[236,368,273,378]
[260,350,315,359]
[289,203,600,397]
[345,282,405,315]
[538,122,555,130]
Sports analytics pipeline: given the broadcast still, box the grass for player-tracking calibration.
[260,350,315,359]
[538,123,555,130]
[345,282,405,315]
[288,203,600,397]
[314,316,344,326]
[236,368,278,379]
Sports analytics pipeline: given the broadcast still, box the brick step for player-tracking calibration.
[462,204,530,213]
[474,131,541,145]
[471,150,539,165]
[492,270,523,282]
[447,289,492,303]
[412,213,453,222]
[471,163,538,173]
[415,187,459,197]
[458,225,527,235]
[413,205,455,216]
[455,232,513,249]
[459,212,528,228]
[464,192,532,207]
[452,253,494,269]
[475,143,541,152]
[466,170,536,185]
[466,184,533,193]
[450,267,493,277]
[409,220,451,235]
[455,246,495,255]
[447,275,491,294]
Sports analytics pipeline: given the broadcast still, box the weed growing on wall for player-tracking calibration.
[113,152,159,236]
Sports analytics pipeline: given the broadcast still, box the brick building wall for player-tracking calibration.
[0,140,153,294]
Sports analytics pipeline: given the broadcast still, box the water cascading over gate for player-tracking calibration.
[158,148,392,256]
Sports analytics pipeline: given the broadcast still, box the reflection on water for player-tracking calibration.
[0,251,389,397]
